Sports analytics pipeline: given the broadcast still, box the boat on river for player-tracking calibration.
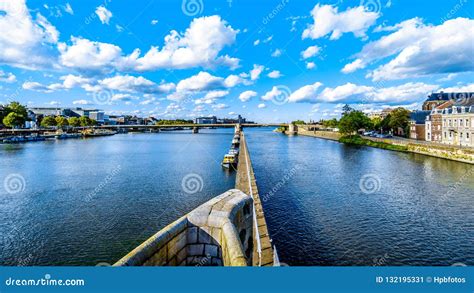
[222,153,238,169]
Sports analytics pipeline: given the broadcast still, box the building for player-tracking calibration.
[441,101,474,147]
[194,116,217,124]
[425,100,453,142]
[88,111,105,123]
[28,107,102,119]
[409,110,431,140]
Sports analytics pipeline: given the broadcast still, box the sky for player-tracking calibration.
[0,0,473,123]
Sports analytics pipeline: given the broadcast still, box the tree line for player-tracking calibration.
[319,105,411,137]
[1,101,96,129]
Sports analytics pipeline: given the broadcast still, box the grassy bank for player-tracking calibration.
[339,135,408,152]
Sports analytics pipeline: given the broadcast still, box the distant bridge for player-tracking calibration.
[0,123,287,135]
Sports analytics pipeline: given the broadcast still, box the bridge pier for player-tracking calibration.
[192,127,199,134]
[287,123,298,136]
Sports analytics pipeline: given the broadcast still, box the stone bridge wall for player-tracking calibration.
[114,189,254,266]
[235,132,274,266]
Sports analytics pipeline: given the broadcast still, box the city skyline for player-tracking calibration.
[0,0,473,123]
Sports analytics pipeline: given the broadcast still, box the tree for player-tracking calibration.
[79,116,96,127]
[291,120,306,125]
[342,104,354,115]
[55,116,69,128]
[5,101,28,118]
[338,111,372,136]
[2,112,25,128]
[41,116,57,128]
[322,118,339,128]
[371,117,382,131]
[68,117,80,127]
[388,108,410,135]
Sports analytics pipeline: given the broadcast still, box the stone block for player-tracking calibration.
[167,231,187,260]
[198,228,211,244]
[204,244,219,257]
[187,244,204,256]
[186,227,198,244]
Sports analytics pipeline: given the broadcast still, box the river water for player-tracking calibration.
[246,128,474,266]
[0,128,473,266]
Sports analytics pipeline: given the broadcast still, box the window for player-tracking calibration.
[467,133,470,139]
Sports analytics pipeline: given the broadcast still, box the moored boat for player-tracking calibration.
[222,154,238,169]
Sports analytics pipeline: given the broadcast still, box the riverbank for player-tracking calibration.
[292,128,474,164]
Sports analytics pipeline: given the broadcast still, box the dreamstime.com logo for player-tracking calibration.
[359,173,381,194]
[3,173,26,194]
[181,173,204,194]
[5,274,85,287]
[271,85,292,106]
[182,0,204,16]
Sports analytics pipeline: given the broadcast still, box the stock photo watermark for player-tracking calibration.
[3,173,26,194]
[359,173,382,194]
[182,0,204,17]
[181,173,204,194]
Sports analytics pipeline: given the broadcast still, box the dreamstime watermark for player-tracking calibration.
[448,92,474,106]
[271,85,292,106]
[360,0,382,13]
[373,253,389,266]
[181,173,204,194]
[3,173,26,194]
[181,0,204,17]
[92,89,114,105]
[85,165,122,202]
[5,274,85,287]
[262,164,301,202]
[359,173,381,194]
[262,0,289,25]
[96,262,112,266]
[440,0,468,23]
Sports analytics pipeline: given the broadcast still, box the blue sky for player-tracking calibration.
[0,0,473,122]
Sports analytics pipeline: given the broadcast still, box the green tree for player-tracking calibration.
[322,118,339,128]
[342,104,354,115]
[79,116,96,126]
[388,108,410,135]
[55,116,69,128]
[5,101,28,118]
[371,117,382,131]
[2,112,25,128]
[291,120,306,125]
[338,111,372,136]
[41,116,57,128]
[68,117,80,127]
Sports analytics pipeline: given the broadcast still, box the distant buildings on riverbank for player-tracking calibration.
[417,92,474,147]
[193,115,252,124]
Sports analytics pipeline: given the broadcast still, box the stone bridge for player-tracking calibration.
[114,129,277,266]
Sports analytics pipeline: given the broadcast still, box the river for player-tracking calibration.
[0,128,473,266]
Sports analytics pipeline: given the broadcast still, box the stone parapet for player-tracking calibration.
[114,189,254,266]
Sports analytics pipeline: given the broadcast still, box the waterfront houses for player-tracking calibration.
[441,103,474,147]
[425,100,453,142]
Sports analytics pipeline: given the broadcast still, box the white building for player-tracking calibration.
[441,105,474,147]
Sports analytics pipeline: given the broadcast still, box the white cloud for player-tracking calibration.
[263,35,273,43]
[250,64,264,80]
[306,62,316,69]
[195,90,229,104]
[99,75,175,94]
[131,15,239,71]
[0,71,16,83]
[343,18,474,80]
[288,82,323,103]
[64,3,74,15]
[302,4,379,40]
[271,49,282,57]
[56,15,239,73]
[212,103,229,110]
[58,37,123,74]
[151,19,159,25]
[176,72,225,92]
[258,103,266,109]
[95,6,113,25]
[439,83,474,93]
[111,93,138,102]
[239,90,257,102]
[261,86,288,101]
[317,82,439,104]
[301,45,320,59]
[253,39,260,46]
[0,1,59,69]
[73,99,92,105]
[267,70,282,79]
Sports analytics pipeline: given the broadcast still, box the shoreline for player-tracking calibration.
[289,129,474,165]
